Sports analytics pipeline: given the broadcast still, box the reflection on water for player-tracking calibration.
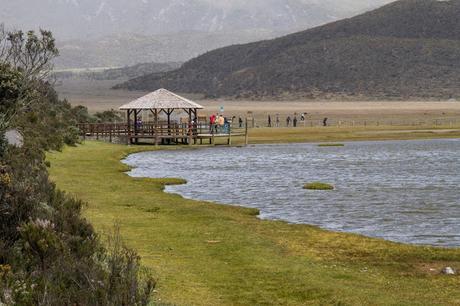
[123,139,460,247]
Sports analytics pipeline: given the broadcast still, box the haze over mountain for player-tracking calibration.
[0,0,392,68]
[116,0,460,100]
[1,0,392,40]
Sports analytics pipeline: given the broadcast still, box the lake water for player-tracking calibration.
[123,139,460,247]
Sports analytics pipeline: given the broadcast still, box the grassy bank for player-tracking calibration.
[247,125,460,144]
[48,141,460,305]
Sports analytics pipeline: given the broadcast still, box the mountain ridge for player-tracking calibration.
[115,0,460,100]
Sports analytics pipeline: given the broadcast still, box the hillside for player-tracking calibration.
[116,0,460,100]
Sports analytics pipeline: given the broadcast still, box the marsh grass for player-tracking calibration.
[318,143,345,147]
[48,141,460,305]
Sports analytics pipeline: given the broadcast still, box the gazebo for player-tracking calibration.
[119,88,204,145]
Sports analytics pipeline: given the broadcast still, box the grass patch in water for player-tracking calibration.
[318,143,345,147]
[304,182,335,190]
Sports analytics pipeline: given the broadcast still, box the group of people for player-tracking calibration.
[267,113,328,127]
[208,113,330,131]
[209,114,230,133]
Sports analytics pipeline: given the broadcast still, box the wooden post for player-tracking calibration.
[109,124,112,143]
[127,109,132,145]
[228,123,232,146]
[193,109,198,145]
[154,109,159,146]
[134,109,138,144]
[245,118,249,146]
[188,122,193,146]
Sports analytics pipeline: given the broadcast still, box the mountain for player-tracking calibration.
[115,0,460,100]
[0,0,392,68]
[0,0,391,40]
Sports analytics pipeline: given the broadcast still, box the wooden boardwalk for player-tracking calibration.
[77,122,248,146]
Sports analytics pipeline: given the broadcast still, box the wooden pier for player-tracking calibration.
[77,122,248,146]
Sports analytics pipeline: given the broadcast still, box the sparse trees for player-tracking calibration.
[0,24,59,132]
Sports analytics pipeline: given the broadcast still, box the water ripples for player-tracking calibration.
[123,139,460,247]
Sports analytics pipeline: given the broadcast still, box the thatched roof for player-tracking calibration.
[119,88,204,110]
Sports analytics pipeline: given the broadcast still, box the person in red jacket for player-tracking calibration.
[210,114,216,133]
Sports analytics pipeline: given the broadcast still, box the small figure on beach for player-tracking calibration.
[323,117,328,127]
[286,116,291,127]
[275,114,280,127]
[239,117,243,128]
[300,113,306,122]
[268,115,272,127]
[293,116,298,127]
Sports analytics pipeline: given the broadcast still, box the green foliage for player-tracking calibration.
[1,27,154,305]
[0,64,22,115]
[70,105,94,123]
[0,132,7,158]
[94,109,123,123]
[304,182,335,190]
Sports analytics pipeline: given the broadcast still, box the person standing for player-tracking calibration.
[286,116,291,127]
[218,114,225,133]
[323,117,328,127]
[275,114,280,127]
[210,114,216,133]
[293,116,298,127]
[268,115,272,127]
[239,117,243,128]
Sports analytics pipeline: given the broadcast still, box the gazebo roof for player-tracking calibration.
[119,88,204,110]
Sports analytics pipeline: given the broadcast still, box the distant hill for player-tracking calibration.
[115,0,460,100]
[54,62,182,81]
[54,31,278,69]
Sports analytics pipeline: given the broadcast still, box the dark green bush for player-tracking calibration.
[1,47,154,305]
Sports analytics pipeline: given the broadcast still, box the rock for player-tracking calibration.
[5,129,23,148]
[441,267,456,275]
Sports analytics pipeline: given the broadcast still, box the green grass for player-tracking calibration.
[48,141,460,305]
[247,125,460,144]
[304,182,335,190]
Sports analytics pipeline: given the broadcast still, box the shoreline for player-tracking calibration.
[124,138,460,249]
[48,141,460,305]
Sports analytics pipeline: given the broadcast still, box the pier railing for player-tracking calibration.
[77,122,248,145]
